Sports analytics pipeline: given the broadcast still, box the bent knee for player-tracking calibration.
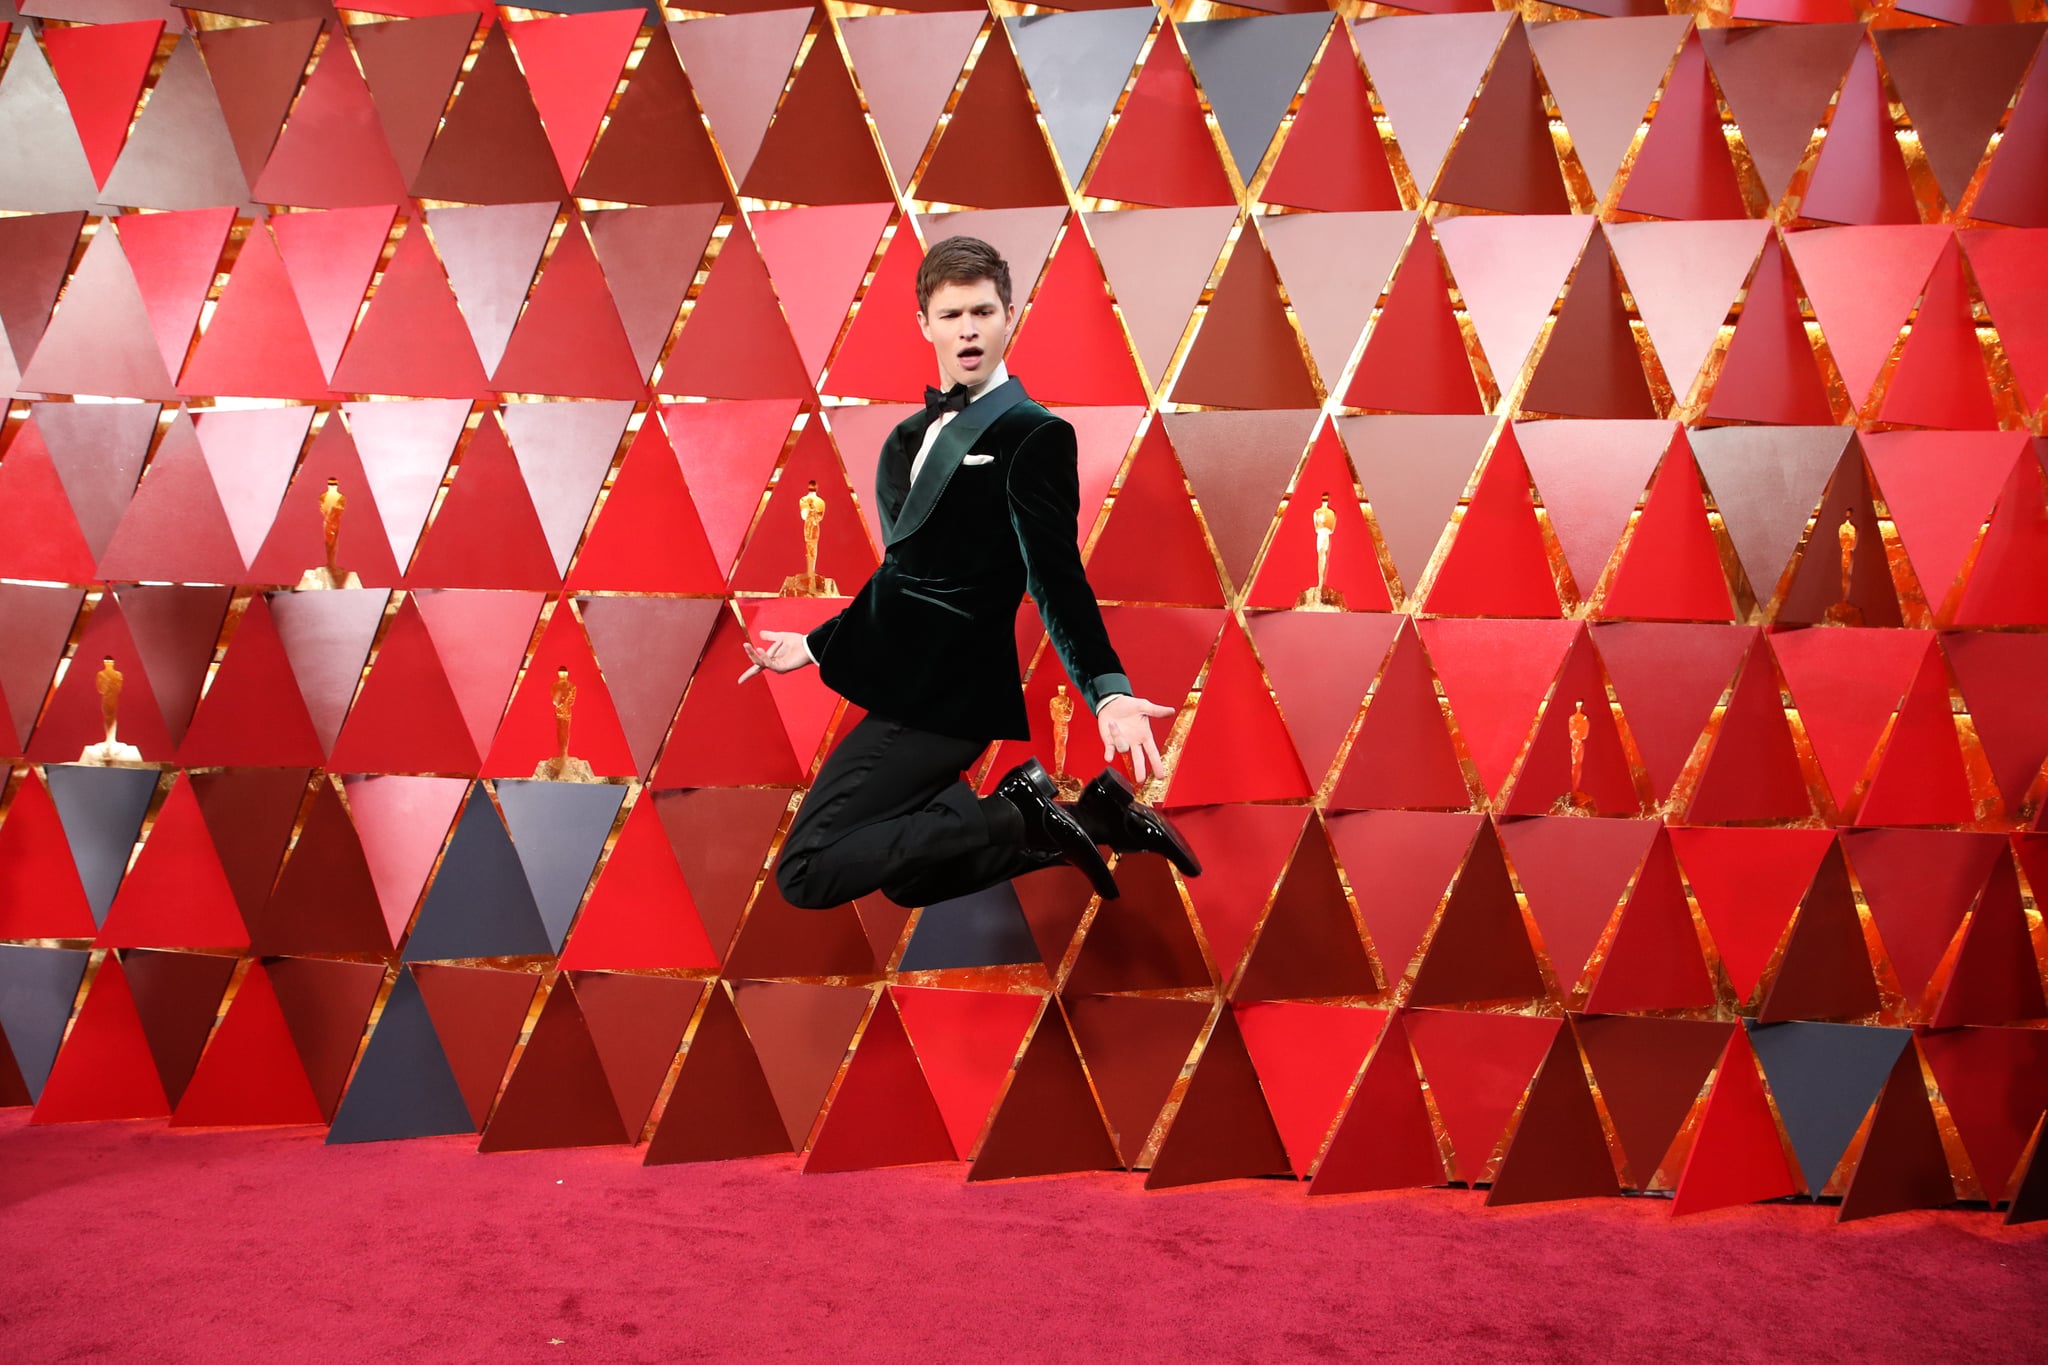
[873,878,925,911]
[774,852,838,911]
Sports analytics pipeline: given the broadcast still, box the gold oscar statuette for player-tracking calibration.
[1047,684,1083,800]
[1567,699,1591,808]
[295,477,363,590]
[1824,508,1863,626]
[780,480,838,597]
[1294,494,1345,611]
[80,655,144,764]
[532,665,598,782]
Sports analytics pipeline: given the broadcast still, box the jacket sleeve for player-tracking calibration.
[804,614,840,663]
[1006,416,1130,711]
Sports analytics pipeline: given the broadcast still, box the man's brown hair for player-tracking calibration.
[916,235,1012,313]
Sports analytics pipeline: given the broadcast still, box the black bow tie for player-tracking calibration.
[924,383,972,417]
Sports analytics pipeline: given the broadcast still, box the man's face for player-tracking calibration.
[917,278,1016,391]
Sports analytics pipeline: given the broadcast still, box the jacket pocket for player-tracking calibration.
[900,586,974,619]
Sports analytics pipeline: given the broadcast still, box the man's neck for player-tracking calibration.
[944,359,1008,403]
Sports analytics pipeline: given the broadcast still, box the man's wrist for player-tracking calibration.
[1089,672,1134,711]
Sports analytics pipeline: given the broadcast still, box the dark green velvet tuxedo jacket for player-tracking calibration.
[805,377,1130,742]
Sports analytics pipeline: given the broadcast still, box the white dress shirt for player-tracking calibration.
[910,359,1008,487]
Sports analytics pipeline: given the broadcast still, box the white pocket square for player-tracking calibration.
[963,453,995,465]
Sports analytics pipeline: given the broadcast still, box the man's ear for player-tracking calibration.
[915,310,932,342]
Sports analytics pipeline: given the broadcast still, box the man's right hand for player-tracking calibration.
[738,631,815,683]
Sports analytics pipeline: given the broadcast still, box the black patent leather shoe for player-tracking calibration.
[994,759,1120,900]
[1075,767,1203,878]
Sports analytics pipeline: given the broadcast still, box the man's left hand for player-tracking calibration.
[1098,695,1173,783]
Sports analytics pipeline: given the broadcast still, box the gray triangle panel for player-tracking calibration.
[0,945,90,1100]
[1688,426,1850,600]
[326,968,476,1144]
[400,784,554,963]
[1179,13,1333,179]
[897,879,1041,971]
[0,37,100,213]
[1006,8,1158,181]
[97,38,253,212]
[44,764,159,928]
[1748,1019,1912,1193]
[494,779,627,952]
[518,0,662,21]
[36,402,158,559]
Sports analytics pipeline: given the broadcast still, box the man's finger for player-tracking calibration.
[1126,727,1158,784]
[737,663,762,684]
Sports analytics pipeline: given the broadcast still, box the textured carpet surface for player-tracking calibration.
[2,1110,2042,1363]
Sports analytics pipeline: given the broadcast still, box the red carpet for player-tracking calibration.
[1,1110,2041,1363]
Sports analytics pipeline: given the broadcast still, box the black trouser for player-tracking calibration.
[774,714,1054,910]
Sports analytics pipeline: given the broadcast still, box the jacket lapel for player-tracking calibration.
[876,418,924,541]
[886,377,1028,547]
